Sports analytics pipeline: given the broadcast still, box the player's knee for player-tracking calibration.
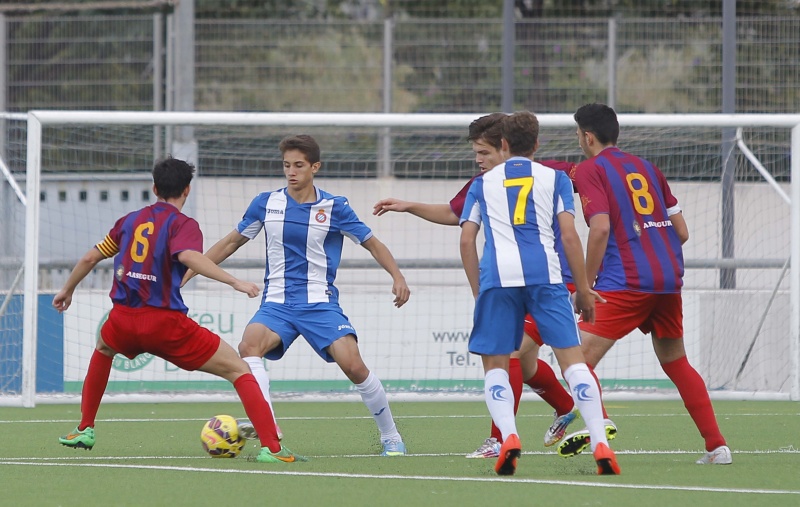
[237,341,257,357]
[238,336,273,358]
[341,362,369,384]
[95,338,116,357]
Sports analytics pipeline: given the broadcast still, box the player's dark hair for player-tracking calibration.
[501,111,540,157]
[279,134,321,164]
[467,112,506,150]
[574,103,620,145]
[152,156,195,199]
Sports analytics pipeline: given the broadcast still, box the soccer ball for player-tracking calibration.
[200,415,246,458]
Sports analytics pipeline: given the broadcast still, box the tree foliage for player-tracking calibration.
[392,0,798,18]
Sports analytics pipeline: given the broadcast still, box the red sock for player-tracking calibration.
[525,359,574,416]
[234,373,281,452]
[509,358,523,415]
[78,349,113,430]
[489,359,523,441]
[661,356,727,451]
[586,364,609,418]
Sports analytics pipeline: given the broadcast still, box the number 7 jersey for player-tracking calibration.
[575,146,684,293]
[460,156,576,290]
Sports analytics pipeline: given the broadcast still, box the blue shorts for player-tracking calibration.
[469,284,581,356]
[249,302,357,363]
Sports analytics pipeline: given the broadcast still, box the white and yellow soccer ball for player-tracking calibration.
[200,415,246,458]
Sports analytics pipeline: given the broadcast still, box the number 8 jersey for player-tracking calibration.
[96,202,203,312]
[575,146,684,293]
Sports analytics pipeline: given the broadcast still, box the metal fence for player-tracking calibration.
[0,15,798,181]
[1,15,799,120]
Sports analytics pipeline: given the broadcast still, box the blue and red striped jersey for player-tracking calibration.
[96,202,203,312]
[575,147,684,293]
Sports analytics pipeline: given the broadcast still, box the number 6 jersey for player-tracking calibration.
[96,202,203,312]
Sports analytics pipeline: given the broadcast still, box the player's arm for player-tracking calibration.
[182,229,250,286]
[52,247,107,313]
[360,236,410,308]
[177,249,259,297]
[459,221,480,299]
[373,198,459,225]
[558,212,602,324]
[585,213,611,288]
[670,211,689,245]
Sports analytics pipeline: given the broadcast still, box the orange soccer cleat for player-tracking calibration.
[494,433,522,476]
[593,442,621,475]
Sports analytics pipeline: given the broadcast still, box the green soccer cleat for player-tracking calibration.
[256,445,308,463]
[59,426,95,450]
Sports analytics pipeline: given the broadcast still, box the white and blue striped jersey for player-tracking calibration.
[237,187,373,305]
[459,156,576,290]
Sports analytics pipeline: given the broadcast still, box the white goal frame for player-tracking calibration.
[14,110,800,407]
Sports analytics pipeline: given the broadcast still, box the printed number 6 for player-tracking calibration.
[625,173,654,215]
[503,176,534,225]
[130,222,154,262]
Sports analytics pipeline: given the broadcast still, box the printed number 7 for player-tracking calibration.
[503,176,534,225]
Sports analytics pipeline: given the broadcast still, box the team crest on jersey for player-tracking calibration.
[632,220,642,237]
[115,265,124,281]
[315,209,327,223]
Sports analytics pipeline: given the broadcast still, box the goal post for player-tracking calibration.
[6,110,800,406]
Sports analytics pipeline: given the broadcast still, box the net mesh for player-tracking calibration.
[1,117,793,400]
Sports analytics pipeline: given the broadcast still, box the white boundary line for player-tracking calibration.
[1,460,798,495]
[1,390,793,405]
[4,448,800,459]
[2,411,799,425]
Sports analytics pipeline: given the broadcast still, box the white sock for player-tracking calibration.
[355,372,401,442]
[243,356,279,427]
[563,362,607,451]
[484,368,517,441]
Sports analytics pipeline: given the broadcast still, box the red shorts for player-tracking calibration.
[100,304,220,371]
[523,282,576,347]
[578,290,683,340]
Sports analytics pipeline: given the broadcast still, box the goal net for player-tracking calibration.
[3,111,799,406]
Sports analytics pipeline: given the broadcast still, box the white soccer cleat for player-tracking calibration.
[236,419,283,441]
[544,411,578,447]
[465,437,501,458]
[696,445,732,465]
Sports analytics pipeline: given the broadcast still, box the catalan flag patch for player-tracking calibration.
[95,234,119,258]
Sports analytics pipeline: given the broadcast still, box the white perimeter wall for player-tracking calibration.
[24,176,792,394]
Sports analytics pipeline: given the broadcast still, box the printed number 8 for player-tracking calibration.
[130,222,154,262]
[625,173,654,215]
[503,176,534,225]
